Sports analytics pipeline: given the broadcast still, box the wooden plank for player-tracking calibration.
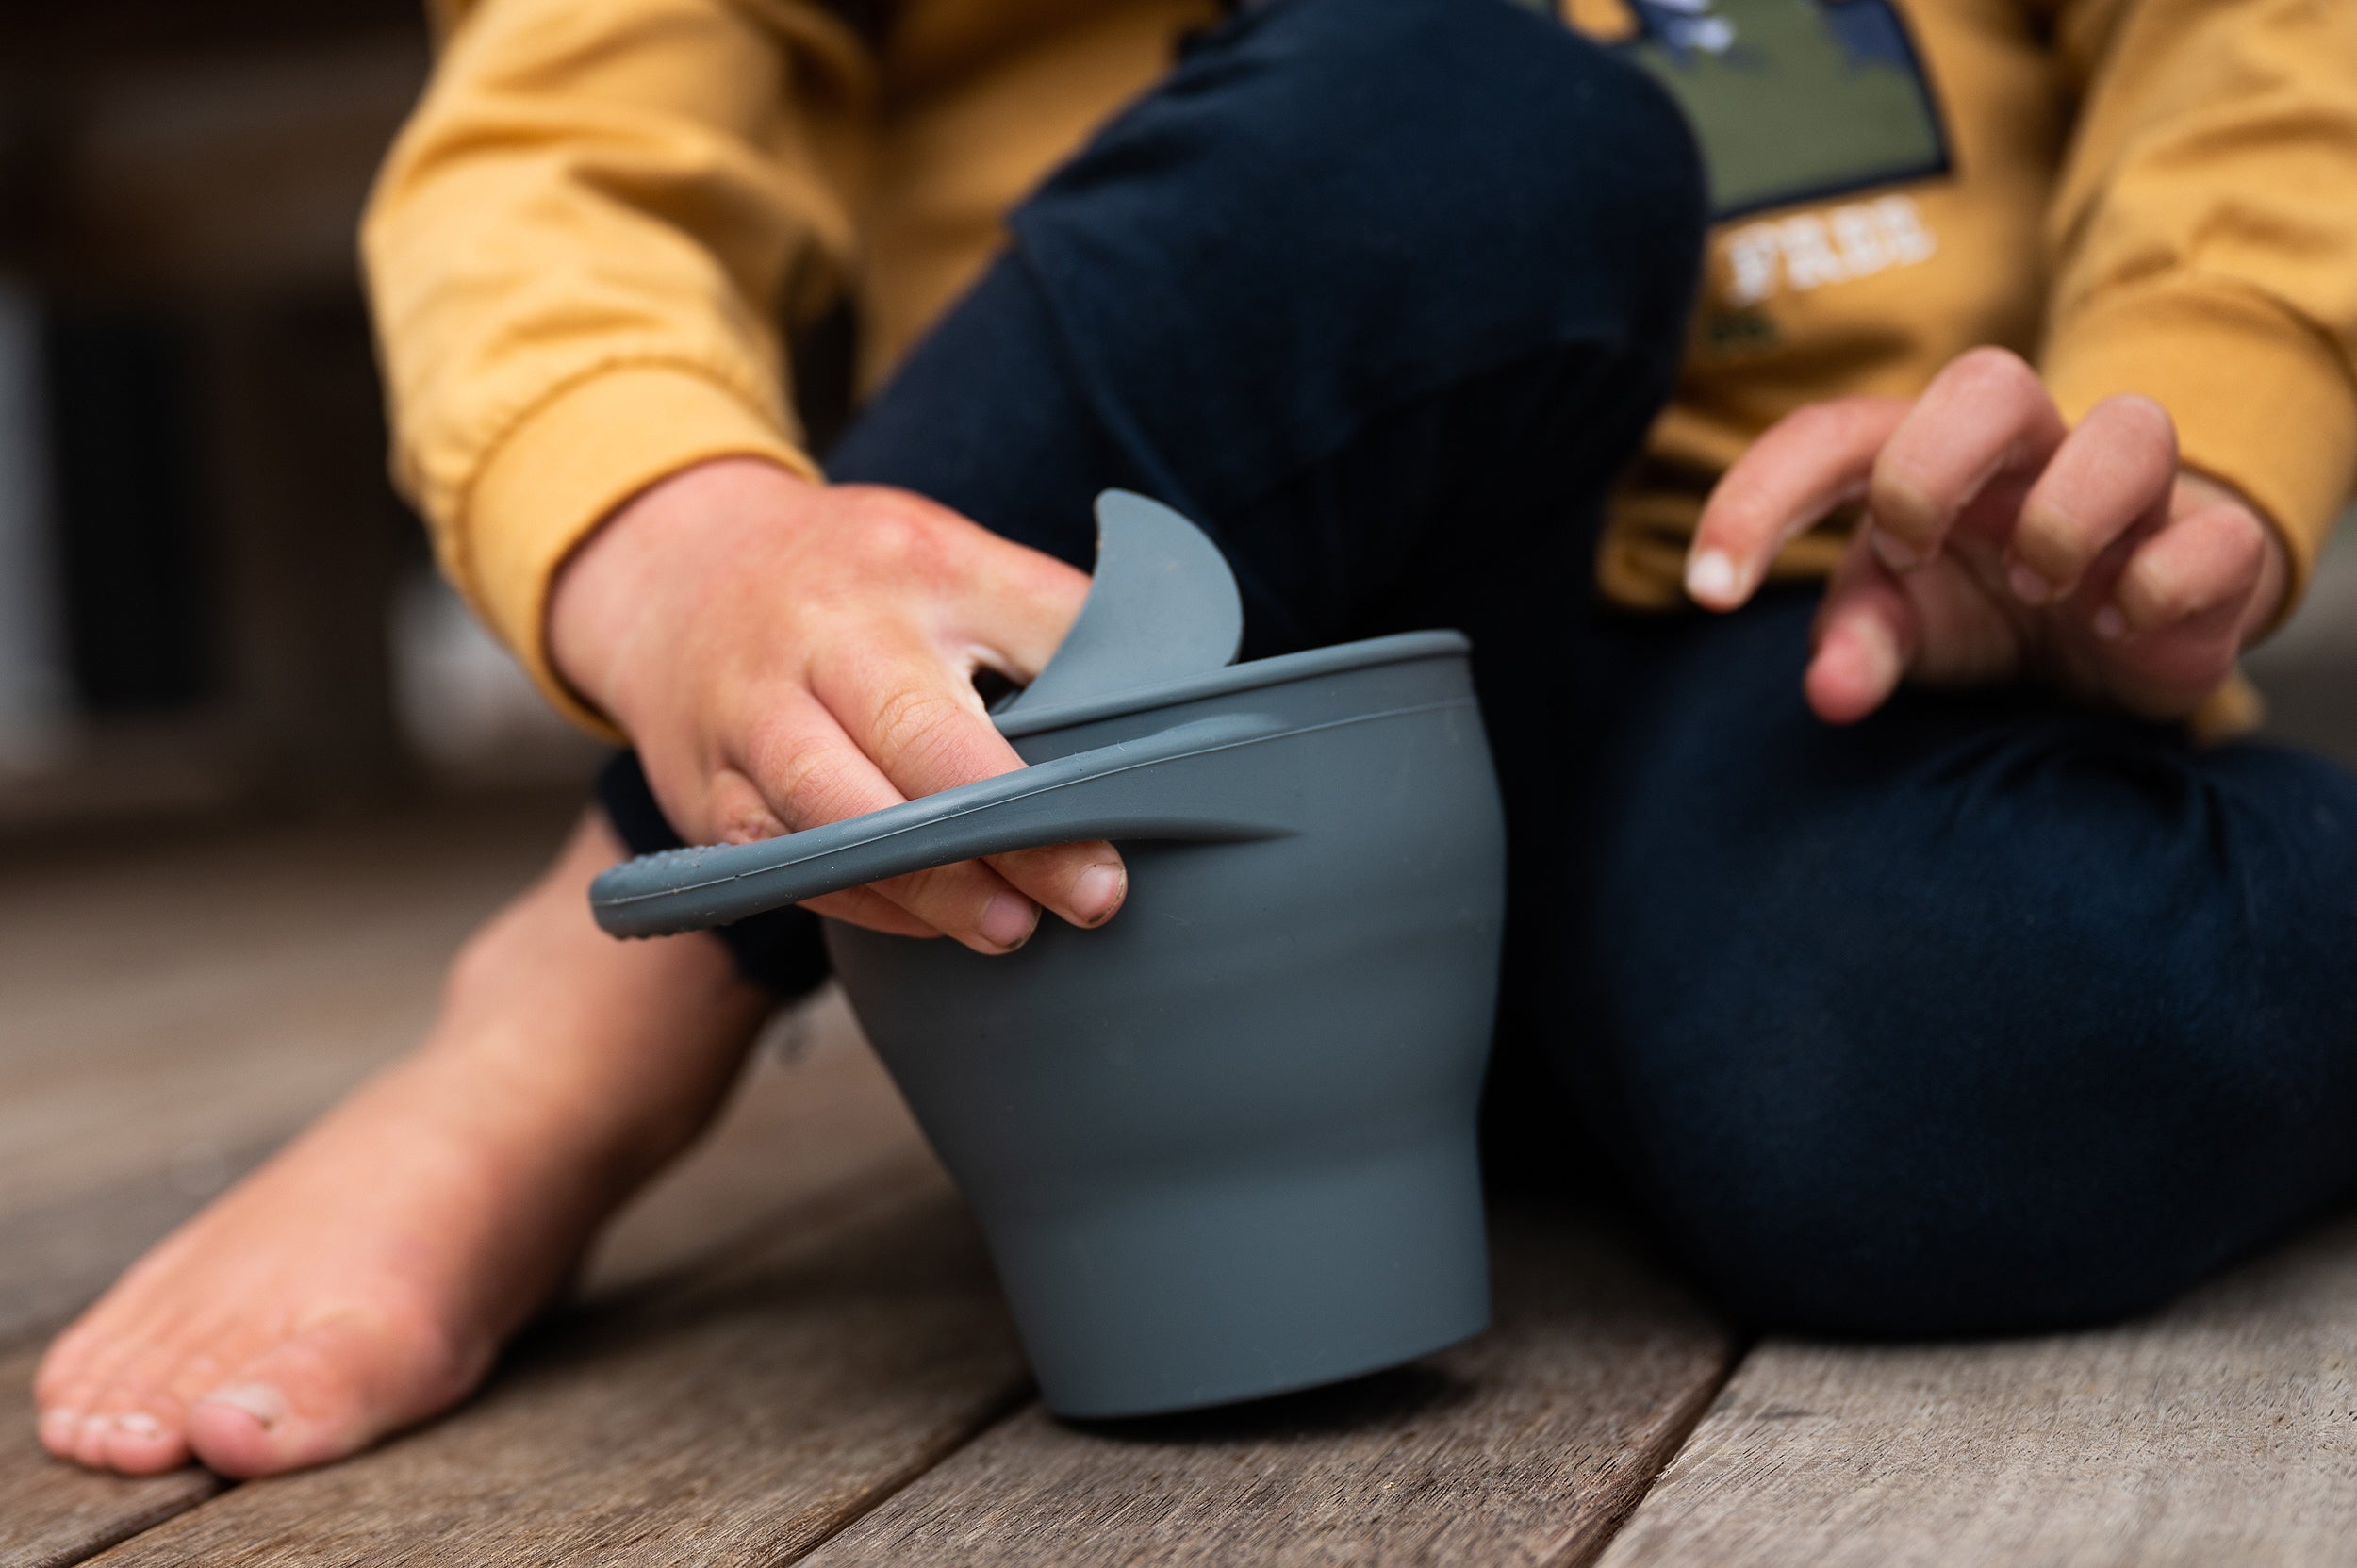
[85,1178,1028,1568]
[1595,1213,2357,1567]
[0,1350,222,1568]
[801,1201,1735,1568]
[0,798,571,1213]
[0,1147,274,1357]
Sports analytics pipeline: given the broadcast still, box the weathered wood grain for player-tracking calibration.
[0,1350,223,1568]
[1596,1212,2357,1568]
[87,1178,1027,1568]
[802,1202,1735,1568]
[0,1147,275,1357]
[0,800,570,1214]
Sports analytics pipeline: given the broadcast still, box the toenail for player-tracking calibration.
[114,1411,162,1437]
[39,1408,81,1448]
[197,1381,287,1429]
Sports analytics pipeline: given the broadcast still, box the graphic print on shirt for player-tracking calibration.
[1566,0,1950,221]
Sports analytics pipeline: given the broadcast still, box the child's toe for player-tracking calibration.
[97,1406,191,1475]
[72,1411,123,1470]
[35,1402,85,1461]
[73,1342,189,1470]
[188,1310,479,1478]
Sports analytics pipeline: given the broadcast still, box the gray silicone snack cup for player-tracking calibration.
[592,498,1508,1419]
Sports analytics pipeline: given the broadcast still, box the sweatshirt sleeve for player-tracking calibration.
[2037,0,2357,631]
[363,0,872,734]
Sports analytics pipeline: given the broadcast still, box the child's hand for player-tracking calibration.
[1682,347,2288,724]
[549,458,1125,952]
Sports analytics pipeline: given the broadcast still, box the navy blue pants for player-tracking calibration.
[600,0,2357,1336]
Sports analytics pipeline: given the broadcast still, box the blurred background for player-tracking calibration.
[0,0,2349,845]
[0,0,599,849]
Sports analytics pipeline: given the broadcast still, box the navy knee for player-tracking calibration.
[1593,952,2340,1336]
[1555,612,2357,1335]
[1006,0,1708,505]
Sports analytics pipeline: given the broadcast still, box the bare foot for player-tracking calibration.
[32,810,770,1477]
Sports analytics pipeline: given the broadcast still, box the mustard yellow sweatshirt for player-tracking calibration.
[362,0,2357,734]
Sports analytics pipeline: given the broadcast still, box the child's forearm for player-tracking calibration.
[362,0,868,733]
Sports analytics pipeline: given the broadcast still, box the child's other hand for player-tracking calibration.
[1681,347,2288,724]
[549,459,1124,952]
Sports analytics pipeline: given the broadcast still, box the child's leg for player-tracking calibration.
[34,811,770,1476]
[1541,593,2357,1332]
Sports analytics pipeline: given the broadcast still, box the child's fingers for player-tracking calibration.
[1805,533,1920,725]
[1867,347,2066,572]
[2004,396,2177,606]
[2103,498,2270,643]
[797,885,942,939]
[963,531,1096,684]
[2052,498,2265,720]
[825,481,1093,684]
[1687,396,1908,609]
[804,635,1128,935]
[945,545,1128,930]
[733,689,1046,953]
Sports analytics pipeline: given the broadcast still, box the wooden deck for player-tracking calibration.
[2,792,2352,1568]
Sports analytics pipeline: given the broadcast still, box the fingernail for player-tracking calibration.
[39,1408,80,1450]
[2005,562,2052,605]
[197,1382,287,1429]
[1870,530,1921,571]
[1685,549,1739,604]
[113,1411,161,1437]
[979,892,1039,950]
[2093,604,2127,641]
[1070,863,1127,926]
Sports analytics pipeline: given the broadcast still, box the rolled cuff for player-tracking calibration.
[2041,279,2357,634]
[456,363,820,739]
